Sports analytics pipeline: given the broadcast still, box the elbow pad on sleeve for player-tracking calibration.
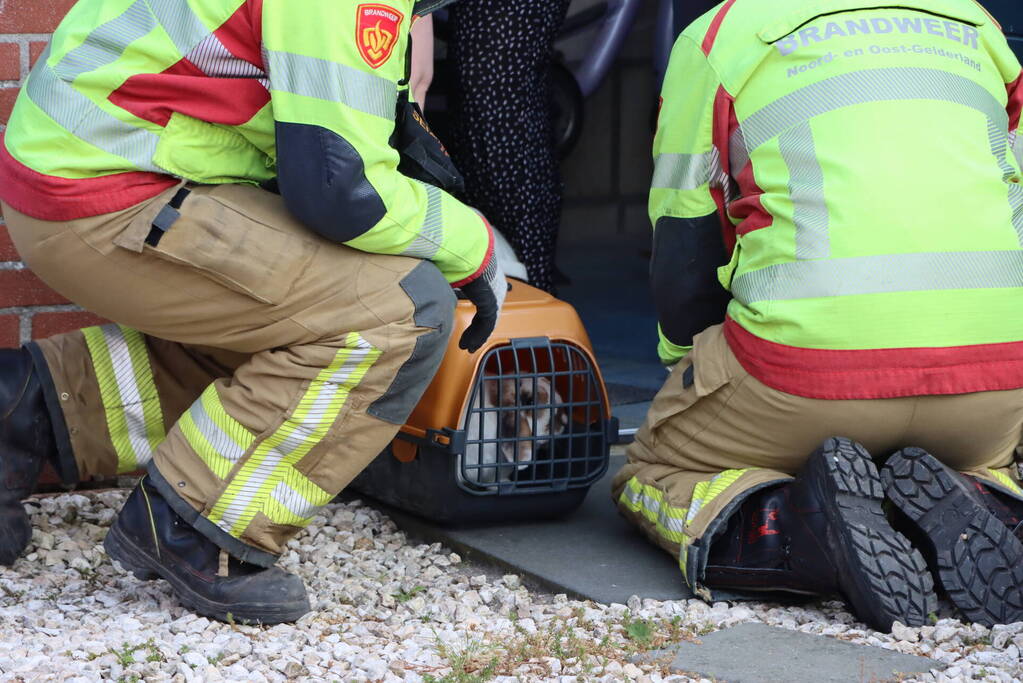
[651,214,732,348]
[276,121,387,243]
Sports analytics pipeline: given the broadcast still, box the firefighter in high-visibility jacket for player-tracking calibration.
[0,0,506,624]
[617,0,1023,631]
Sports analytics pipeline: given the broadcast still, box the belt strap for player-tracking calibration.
[145,187,191,247]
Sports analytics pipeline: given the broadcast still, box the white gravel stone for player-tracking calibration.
[891,621,920,643]
[1,490,1021,682]
[623,662,644,678]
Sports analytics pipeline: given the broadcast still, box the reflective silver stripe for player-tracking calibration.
[686,497,704,526]
[1012,131,1023,168]
[661,515,685,534]
[216,338,375,532]
[28,1,218,173]
[729,126,749,174]
[651,150,719,191]
[622,484,642,507]
[147,0,210,57]
[741,67,1023,245]
[26,57,162,171]
[271,481,318,520]
[102,326,156,467]
[265,49,396,120]
[622,482,685,534]
[216,434,307,532]
[401,182,444,259]
[189,398,247,466]
[732,250,1023,304]
[187,33,265,82]
[778,122,829,260]
[741,67,1007,151]
[53,0,155,81]
[639,491,685,534]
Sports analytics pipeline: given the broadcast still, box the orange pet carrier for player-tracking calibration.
[351,279,616,524]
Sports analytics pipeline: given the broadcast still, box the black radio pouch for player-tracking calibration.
[389,5,466,197]
[391,91,465,196]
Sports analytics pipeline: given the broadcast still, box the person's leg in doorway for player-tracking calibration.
[448,0,570,293]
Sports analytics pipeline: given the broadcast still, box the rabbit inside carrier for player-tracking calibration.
[462,376,569,484]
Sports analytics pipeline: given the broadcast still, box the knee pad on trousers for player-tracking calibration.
[367,261,456,425]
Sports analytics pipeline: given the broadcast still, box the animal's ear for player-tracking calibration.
[535,377,551,403]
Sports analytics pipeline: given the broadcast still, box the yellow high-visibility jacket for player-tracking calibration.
[0,0,490,285]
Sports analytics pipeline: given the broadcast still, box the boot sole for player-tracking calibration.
[813,438,936,631]
[104,524,310,625]
[881,448,1023,627]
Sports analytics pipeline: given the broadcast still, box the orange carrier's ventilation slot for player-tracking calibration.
[351,280,616,525]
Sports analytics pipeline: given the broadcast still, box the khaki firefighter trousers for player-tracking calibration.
[612,324,1023,599]
[1,184,455,566]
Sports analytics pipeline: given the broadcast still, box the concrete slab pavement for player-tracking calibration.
[369,455,734,605]
[635,623,943,682]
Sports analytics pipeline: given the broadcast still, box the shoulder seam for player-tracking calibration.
[701,0,738,56]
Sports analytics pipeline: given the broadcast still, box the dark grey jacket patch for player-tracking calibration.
[276,121,387,243]
[652,214,732,349]
[368,261,456,424]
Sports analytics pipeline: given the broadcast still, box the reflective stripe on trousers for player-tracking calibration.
[619,469,752,581]
[82,324,166,473]
[987,468,1023,498]
[207,333,382,536]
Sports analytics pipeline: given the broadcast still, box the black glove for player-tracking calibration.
[458,255,507,353]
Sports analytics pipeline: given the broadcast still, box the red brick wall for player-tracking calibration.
[0,0,109,349]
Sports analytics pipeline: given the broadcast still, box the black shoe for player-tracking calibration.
[104,476,311,625]
[788,438,936,631]
[881,448,1023,626]
[707,437,936,631]
[0,347,56,566]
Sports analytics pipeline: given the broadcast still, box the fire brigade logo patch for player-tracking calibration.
[356,4,404,69]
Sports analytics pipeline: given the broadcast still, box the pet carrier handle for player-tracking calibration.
[614,423,637,445]
[395,426,466,455]
[509,336,552,349]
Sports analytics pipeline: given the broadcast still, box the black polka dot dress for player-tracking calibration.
[447,0,571,293]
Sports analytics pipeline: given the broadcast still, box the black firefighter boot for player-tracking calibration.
[0,346,67,566]
[881,448,1023,626]
[104,476,311,624]
[704,437,936,632]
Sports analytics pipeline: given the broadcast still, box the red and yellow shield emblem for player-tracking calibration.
[356,4,404,69]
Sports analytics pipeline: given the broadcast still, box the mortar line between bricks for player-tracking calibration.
[0,304,82,317]
[0,35,52,43]
[0,262,26,270]
[18,306,95,345]
[18,312,31,345]
[19,40,28,79]
[0,80,19,88]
